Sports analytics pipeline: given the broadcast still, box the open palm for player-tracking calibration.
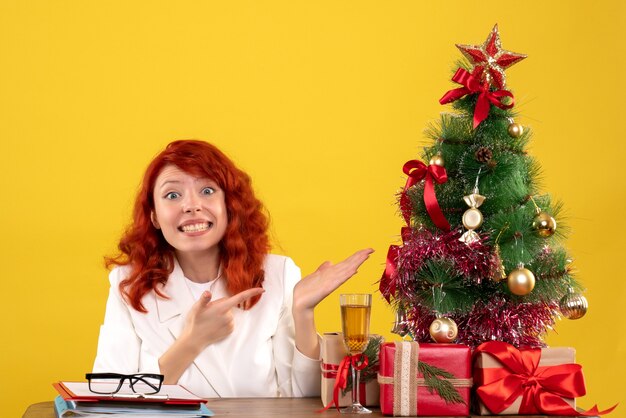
[293,248,374,312]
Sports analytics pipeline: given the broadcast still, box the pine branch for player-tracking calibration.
[418,361,466,405]
[412,259,479,313]
[360,336,383,382]
[342,336,384,394]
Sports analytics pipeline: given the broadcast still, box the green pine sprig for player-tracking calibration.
[411,258,482,314]
[418,361,466,405]
[342,336,384,394]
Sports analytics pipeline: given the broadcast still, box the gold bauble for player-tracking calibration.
[507,266,536,296]
[462,207,484,230]
[507,122,524,138]
[429,317,458,343]
[532,211,557,238]
[429,153,445,167]
[559,291,588,320]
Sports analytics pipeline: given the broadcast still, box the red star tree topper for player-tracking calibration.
[456,24,527,89]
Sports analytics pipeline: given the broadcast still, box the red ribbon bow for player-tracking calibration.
[400,159,450,232]
[380,159,449,303]
[319,354,369,412]
[379,227,411,303]
[380,245,400,303]
[474,341,617,416]
[439,67,515,129]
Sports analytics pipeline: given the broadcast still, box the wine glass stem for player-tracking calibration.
[351,364,361,406]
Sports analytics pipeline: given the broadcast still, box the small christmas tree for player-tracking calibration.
[381,25,588,348]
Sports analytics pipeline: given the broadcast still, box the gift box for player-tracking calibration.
[378,341,472,416]
[473,341,582,416]
[320,333,381,408]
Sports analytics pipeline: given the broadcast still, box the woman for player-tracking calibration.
[93,140,373,398]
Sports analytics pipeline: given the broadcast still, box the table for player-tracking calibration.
[22,397,597,418]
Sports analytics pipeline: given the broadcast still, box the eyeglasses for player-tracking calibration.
[85,373,164,395]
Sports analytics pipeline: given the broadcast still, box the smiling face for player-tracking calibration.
[151,164,228,259]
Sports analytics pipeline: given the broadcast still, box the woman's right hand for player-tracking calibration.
[182,287,266,350]
[160,287,264,384]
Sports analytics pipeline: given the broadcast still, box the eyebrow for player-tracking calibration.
[157,178,218,190]
[157,180,182,190]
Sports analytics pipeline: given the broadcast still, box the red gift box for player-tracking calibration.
[473,341,617,416]
[378,341,472,416]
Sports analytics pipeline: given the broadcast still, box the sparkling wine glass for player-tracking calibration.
[339,293,372,414]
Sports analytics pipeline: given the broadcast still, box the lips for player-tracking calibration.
[178,221,213,233]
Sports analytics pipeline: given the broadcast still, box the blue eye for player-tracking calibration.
[165,192,180,200]
[201,187,215,195]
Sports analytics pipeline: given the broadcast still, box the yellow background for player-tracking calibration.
[1,1,624,416]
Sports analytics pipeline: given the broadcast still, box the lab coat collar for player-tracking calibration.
[155,259,193,323]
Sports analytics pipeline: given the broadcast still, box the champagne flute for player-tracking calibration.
[339,294,372,414]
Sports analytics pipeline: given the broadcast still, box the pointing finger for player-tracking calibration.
[220,287,265,310]
[199,291,213,307]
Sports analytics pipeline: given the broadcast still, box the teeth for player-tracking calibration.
[181,223,210,232]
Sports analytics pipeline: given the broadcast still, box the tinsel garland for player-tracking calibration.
[394,228,494,298]
[404,299,558,348]
[459,298,558,347]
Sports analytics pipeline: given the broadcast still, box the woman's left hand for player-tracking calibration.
[293,248,374,313]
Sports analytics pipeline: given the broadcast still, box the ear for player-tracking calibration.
[150,211,161,229]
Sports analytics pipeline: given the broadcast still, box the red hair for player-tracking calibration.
[106,140,270,312]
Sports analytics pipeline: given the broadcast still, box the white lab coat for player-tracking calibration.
[93,254,321,398]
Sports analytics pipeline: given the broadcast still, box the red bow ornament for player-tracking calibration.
[320,354,369,412]
[439,67,515,129]
[399,160,450,232]
[379,227,411,303]
[474,341,617,416]
[379,245,400,303]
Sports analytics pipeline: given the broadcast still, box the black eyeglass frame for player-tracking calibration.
[85,373,164,395]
